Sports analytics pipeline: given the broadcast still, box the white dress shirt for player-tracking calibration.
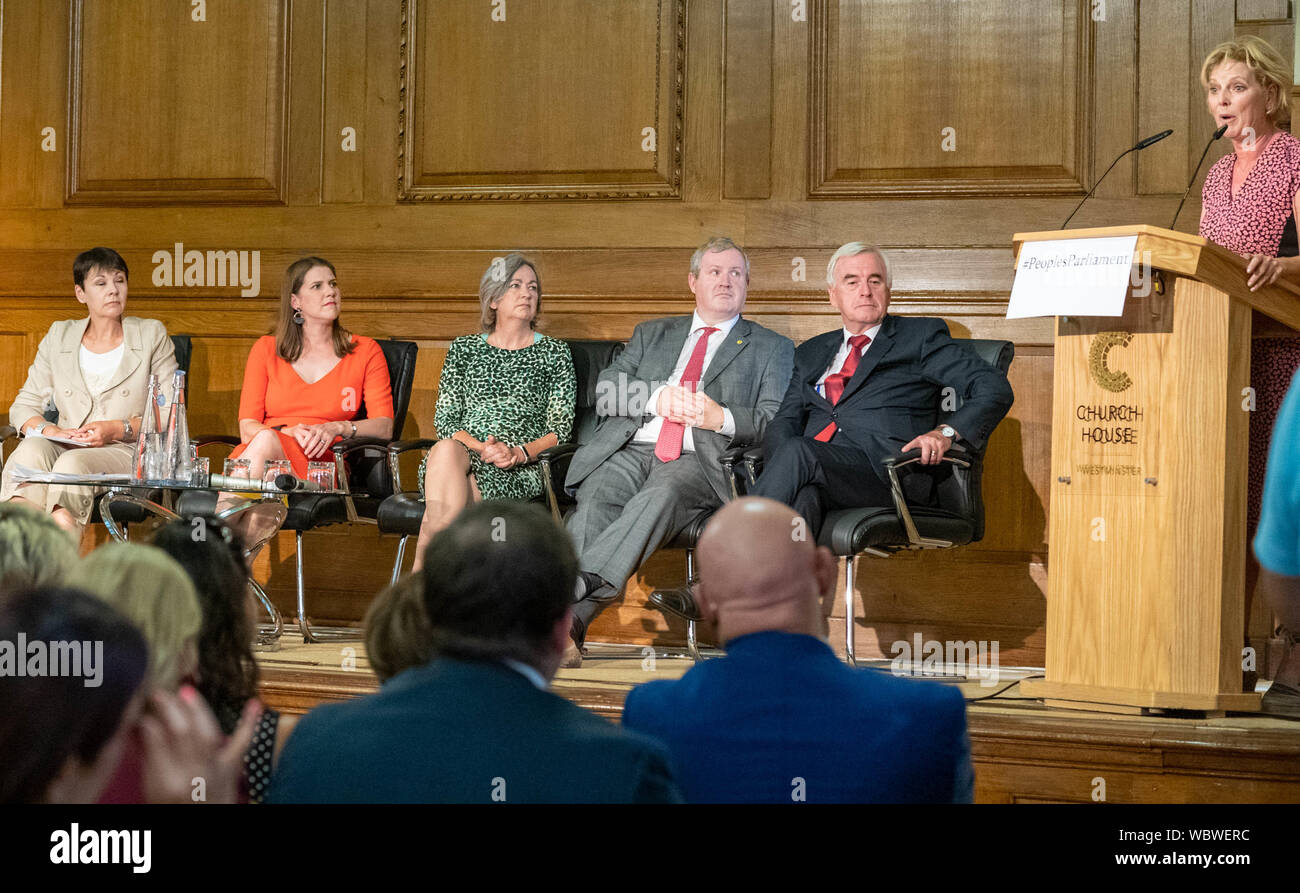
[631,312,739,451]
[502,658,548,690]
[815,323,883,397]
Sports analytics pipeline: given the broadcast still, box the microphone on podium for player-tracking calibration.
[273,474,325,492]
[1170,124,1229,231]
[1061,129,1174,229]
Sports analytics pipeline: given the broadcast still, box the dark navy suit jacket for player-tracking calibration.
[269,657,682,804]
[622,631,974,803]
[764,315,1013,474]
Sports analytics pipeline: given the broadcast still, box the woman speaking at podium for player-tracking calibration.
[1198,36,1300,699]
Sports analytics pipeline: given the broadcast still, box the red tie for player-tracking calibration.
[655,326,719,462]
[814,333,871,442]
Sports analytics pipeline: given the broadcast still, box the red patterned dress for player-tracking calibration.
[1200,129,1300,535]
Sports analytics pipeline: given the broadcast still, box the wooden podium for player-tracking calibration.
[1015,225,1300,714]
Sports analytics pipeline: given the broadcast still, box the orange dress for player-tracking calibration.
[230,334,394,477]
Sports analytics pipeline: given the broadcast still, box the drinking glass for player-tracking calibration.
[306,461,336,491]
[191,456,210,487]
[144,433,169,481]
[223,457,252,485]
[263,459,294,489]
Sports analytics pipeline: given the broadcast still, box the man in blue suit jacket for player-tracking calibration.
[751,242,1013,539]
[269,501,681,804]
[623,497,974,803]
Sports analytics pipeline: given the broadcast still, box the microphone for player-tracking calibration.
[273,474,325,492]
[1062,129,1175,228]
[206,473,280,492]
[1170,124,1229,230]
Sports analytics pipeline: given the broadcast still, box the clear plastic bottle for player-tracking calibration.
[133,374,162,482]
[163,369,192,484]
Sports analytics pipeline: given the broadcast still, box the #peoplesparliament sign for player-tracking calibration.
[1006,235,1139,319]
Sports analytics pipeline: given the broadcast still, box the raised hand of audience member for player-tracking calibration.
[139,685,261,804]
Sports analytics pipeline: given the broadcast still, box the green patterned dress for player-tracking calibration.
[418,332,576,502]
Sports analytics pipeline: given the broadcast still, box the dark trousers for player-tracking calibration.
[750,437,892,539]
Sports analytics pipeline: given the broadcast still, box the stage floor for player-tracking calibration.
[256,633,1300,803]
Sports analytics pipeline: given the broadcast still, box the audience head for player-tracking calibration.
[275,255,354,361]
[67,543,201,691]
[826,242,892,333]
[364,571,434,683]
[149,516,257,734]
[1201,35,1291,129]
[479,253,542,332]
[419,501,575,678]
[688,236,749,325]
[695,497,836,645]
[0,586,149,803]
[0,502,80,595]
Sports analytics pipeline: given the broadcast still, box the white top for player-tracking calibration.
[815,324,883,396]
[632,312,740,451]
[79,343,125,396]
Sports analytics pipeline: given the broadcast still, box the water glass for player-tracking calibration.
[144,433,169,481]
[223,457,252,485]
[191,456,210,487]
[306,461,336,491]
[263,459,294,488]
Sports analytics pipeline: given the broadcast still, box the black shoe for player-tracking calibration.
[648,585,703,622]
[578,571,619,604]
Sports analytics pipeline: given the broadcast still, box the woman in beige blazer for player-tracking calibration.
[1,248,178,535]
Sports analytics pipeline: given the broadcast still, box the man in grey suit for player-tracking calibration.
[564,237,795,664]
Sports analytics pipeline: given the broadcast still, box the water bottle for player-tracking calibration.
[133,374,162,482]
[163,370,192,485]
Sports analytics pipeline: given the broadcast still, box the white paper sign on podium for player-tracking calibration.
[1005,235,1139,319]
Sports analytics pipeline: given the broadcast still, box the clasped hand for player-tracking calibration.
[59,420,120,448]
[657,385,724,431]
[480,435,523,469]
[282,422,339,459]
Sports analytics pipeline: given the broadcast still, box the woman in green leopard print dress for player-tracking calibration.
[412,254,575,570]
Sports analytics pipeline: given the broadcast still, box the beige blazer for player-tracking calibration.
[8,316,179,432]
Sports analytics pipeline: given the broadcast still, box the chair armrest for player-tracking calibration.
[537,442,580,523]
[385,438,439,493]
[330,436,391,454]
[192,434,240,447]
[719,446,753,500]
[0,425,15,441]
[881,446,977,548]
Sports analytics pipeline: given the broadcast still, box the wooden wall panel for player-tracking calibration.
[67,0,288,204]
[398,0,685,200]
[809,0,1087,197]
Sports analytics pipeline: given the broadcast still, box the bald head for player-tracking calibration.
[695,497,837,644]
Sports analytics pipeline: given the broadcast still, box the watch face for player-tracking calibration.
[940,425,955,438]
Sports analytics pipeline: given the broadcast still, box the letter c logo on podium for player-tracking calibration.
[1088,331,1133,393]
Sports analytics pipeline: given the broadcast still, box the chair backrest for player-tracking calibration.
[45,333,193,423]
[361,339,418,440]
[933,338,1013,543]
[563,339,626,445]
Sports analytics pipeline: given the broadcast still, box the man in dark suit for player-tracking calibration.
[564,238,794,664]
[268,501,681,804]
[623,496,974,803]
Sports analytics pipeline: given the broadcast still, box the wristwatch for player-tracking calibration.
[122,418,134,440]
[939,425,957,440]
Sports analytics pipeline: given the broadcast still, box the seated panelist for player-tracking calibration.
[1,247,178,536]
[219,257,394,549]
[744,242,1015,548]
[411,254,576,572]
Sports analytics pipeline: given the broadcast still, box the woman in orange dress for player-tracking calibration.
[220,256,393,548]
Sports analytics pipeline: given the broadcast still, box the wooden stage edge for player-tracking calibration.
[256,634,1300,804]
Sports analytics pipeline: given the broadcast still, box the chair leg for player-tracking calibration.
[295,530,315,643]
[844,555,857,667]
[250,578,282,648]
[390,535,409,587]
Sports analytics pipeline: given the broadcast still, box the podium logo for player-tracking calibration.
[1088,331,1133,393]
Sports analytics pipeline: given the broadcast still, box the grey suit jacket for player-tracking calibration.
[8,316,179,431]
[565,315,794,502]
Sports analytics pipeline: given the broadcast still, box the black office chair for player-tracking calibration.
[740,338,1014,666]
[180,339,419,643]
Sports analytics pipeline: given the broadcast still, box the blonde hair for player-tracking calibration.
[0,503,80,592]
[1201,35,1292,125]
[68,544,201,691]
[479,253,542,333]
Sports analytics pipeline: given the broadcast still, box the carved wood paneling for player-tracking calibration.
[397,0,685,201]
[66,0,289,205]
[808,0,1090,198]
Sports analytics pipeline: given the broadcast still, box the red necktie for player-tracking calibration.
[655,326,719,462]
[814,333,871,442]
